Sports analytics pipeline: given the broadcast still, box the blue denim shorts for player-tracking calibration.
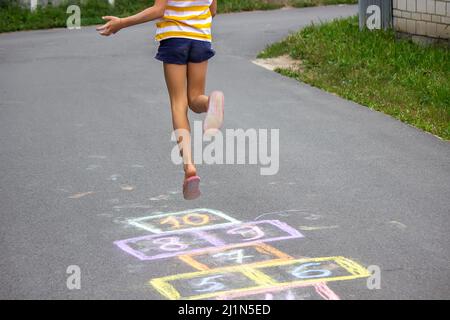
[155,38,215,65]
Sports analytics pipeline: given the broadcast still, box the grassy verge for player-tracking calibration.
[218,0,357,12]
[217,0,283,13]
[0,0,357,33]
[289,0,357,8]
[0,0,153,32]
[258,16,450,140]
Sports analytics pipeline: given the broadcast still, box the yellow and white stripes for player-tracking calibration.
[156,0,213,42]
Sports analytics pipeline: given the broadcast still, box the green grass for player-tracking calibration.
[216,0,357,12]
[258,16,450,140]
[289,0,357,8]
[217,0,282,13]
[0,0,356,33]
[0,0,155,32]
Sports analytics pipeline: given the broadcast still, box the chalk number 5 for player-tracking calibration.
[192,275,225,293]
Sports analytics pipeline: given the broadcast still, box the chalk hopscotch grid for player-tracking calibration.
[114,220,304,261]
[128,208,240,234]
[178,243,341,300]
[149,256,371,300]
[178,242,294,271]
[113,208,370,300]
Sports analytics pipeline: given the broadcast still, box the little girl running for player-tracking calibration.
[97,0,224,200]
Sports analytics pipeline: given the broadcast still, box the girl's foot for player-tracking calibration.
[204,91,224,136]
[183,164,200,200]
[183,176,201,200]
[184,163,197,179]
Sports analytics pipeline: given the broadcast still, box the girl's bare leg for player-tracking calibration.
[188,60,224,134]
[187,61,209,114]
[163,63,197,179]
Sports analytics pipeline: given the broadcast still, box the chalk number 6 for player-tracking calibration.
[291,262,332,279]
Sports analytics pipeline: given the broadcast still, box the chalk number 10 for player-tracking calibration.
[160,213,210,229]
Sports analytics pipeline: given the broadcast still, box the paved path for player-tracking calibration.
[1,5,449,299]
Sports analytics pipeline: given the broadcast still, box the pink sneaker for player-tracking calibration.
[183,176,201,200]
[204,91,224,136]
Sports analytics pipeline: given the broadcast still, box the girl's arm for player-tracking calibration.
[210,0,217,18]
[97,0,167,36]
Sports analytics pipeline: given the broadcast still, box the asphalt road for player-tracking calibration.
[0,5,449,300]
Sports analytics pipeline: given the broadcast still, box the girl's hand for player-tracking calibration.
[96,16,123,36]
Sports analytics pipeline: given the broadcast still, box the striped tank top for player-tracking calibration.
[155,0,213,42]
